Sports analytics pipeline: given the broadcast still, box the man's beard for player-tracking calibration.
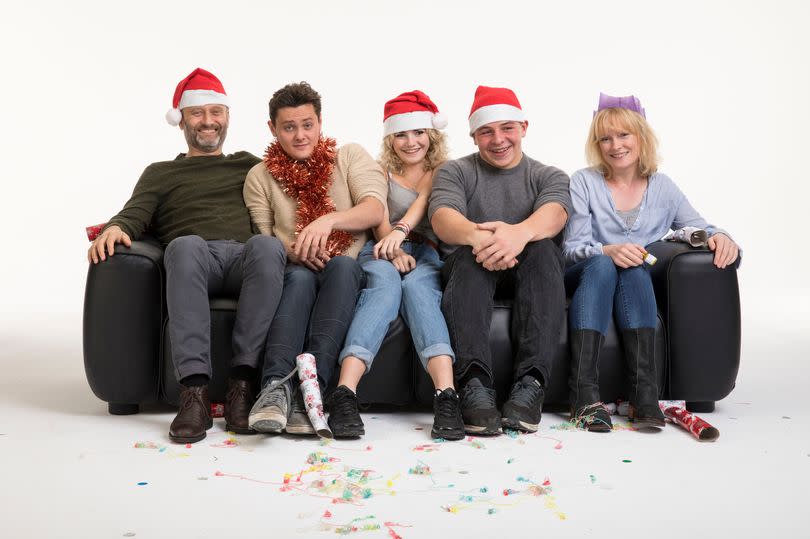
[184,122,228,154]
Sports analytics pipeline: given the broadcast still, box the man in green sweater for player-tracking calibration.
[87,68,286,443]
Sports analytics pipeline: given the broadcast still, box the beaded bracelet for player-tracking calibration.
[393,221,411,235]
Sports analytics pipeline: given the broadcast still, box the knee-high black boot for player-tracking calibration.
[621,328,666,428]
[568,329,612,432]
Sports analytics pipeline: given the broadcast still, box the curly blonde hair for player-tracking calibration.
[586,107,659,179]
[379,129,448,174]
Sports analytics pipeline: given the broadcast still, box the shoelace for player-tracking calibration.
[331,390,359,419]
[509,378,543,407]
[435,391,460,418]
[179,388,204,411]
[462,384,496,408]
[255,381,288,409]
[225,383,247,403]
[291,390,306,413]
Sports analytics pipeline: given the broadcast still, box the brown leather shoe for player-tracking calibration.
[169,385,213,443]
[224,378,257,435]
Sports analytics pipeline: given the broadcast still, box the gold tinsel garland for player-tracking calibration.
[264,137,354,257]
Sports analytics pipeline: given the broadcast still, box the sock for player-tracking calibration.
[459,365,492,388]
[229,365,256,382]
[522,368,545,387]
[180,374,209,387]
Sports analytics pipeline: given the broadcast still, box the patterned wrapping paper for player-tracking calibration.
[86,222,107,241]
[611,400,719,442]
[296,353,333,438]
[658,400,720,442]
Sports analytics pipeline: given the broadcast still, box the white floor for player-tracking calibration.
[1,313,807,539]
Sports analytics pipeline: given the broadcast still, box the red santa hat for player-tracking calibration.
[468,85,526,135]
[383,90,447,137]
[165,68,229,126]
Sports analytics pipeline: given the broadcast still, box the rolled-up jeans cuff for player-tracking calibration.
[417,343,455,371]
[338,345,374,373]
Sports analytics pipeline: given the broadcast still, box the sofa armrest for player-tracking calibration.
[83,238,165,411]
[646,241,741,403]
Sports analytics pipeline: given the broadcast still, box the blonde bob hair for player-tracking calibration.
[379,129,449,174]
[586,107,659,179]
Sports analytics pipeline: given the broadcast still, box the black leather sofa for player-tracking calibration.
[83,240,740,416]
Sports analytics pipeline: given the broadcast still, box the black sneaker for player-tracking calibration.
[327,385,365,438]
[502,375,545,432]
[459,378,501,435]
[431,388,465,441]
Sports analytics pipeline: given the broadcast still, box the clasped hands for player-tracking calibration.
[471,221,531,271]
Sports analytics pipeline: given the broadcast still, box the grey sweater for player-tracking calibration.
[428,152,571,257]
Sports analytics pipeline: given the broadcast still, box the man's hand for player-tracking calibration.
[289,245,330,272]
[602,243,646,268]
[391,253,416,274]
[473,221,529,271]
[374,228,407,261]
[707,233,739,269]
[294,215,335,262]
[88,225,131,264]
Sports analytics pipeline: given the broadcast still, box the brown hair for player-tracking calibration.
[268,82,322,123]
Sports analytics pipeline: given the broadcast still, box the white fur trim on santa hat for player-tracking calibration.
[165,89,230,126]
[468,104,526,135]
[178,89,229,110]
[432,112,448,130]
[383,110,438,137]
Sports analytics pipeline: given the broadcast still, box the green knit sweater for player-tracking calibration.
[107,152,261,245]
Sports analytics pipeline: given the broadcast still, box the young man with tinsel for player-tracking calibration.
[243,82,387,435]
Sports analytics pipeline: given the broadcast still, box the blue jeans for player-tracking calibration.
[340,240,455,371]
[261,256,364,388]
[564,254,657,334]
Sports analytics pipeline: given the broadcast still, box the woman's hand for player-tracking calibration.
[391,252,416,274]
[707,233,739,269]
[374,228,407,260]
[602,243,646,268]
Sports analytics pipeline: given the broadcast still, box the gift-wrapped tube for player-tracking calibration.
[295,353,333,439]
[658,401,719,442]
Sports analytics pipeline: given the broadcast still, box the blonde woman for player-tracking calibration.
[328,91,464,440]
[563,93,739,432]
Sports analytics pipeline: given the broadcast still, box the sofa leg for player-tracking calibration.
[109,403,139,415]
[685,401,715,413]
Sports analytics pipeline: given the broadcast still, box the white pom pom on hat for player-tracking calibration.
[431,112,448,130]
[165,108,182,126]
[165,67,229,126]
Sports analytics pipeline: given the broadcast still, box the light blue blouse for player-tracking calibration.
[562,167,725,266]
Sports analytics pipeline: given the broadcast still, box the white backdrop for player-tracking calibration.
[1,0,808,329]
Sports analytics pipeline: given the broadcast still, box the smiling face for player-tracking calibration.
[391,129,430,168]
[597,126,640,175]
[180,104,229,156]
[472,120,527,169]
[269,104,321,161]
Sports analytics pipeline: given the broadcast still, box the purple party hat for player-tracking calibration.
[595,92,646,118]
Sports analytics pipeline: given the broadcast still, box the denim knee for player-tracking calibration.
[584,255,618,287]
[615,266,657,329]
[164,235,208,275]
[243,235,286,266]
[521,238,564,273]
[324,255,363,284]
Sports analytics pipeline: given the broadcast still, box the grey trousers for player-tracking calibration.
[164,235,286,382]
